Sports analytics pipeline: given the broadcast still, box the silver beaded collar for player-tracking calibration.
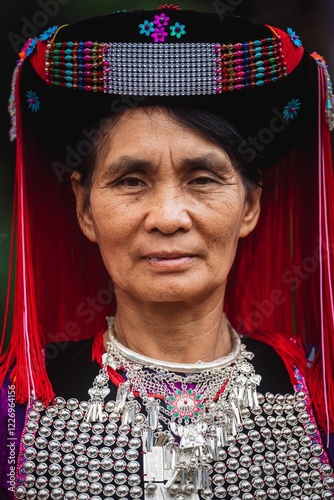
[83,317,262,498]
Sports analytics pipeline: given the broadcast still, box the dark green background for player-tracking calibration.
[1,0,333,338]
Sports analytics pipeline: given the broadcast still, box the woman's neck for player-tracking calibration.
[106,292,232,364]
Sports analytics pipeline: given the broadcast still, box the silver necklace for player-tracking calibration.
[85,317,261,498]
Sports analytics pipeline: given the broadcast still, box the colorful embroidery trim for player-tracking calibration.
[139,11,186,42]
[45,36,287,96]
[283,98,301,121]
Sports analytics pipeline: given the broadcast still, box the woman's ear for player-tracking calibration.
[71,171,97,243]
[239,186,262,238]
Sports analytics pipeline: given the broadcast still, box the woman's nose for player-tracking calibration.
[143,185,193,234]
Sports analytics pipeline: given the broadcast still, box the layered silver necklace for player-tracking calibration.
[85,317,262,499]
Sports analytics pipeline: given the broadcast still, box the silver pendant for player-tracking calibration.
[144,446,200,499]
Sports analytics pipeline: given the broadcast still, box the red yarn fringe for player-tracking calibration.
[0,60,54,404]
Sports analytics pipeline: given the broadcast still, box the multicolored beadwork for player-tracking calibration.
[311,52,334,130]
[45,36,287,97]
[283,98,301,121]
[215,36,286,93]
[45,41,106,93]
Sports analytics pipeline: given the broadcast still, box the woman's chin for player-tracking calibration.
[115,278,223,306]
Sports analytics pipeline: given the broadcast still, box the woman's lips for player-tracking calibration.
[144,254,196,268]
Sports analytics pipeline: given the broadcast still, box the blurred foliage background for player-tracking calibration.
[1,0,333,336]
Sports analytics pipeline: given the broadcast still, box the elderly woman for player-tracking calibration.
[1,6,334,500]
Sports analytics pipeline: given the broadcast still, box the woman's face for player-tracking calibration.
[73,107,261,306]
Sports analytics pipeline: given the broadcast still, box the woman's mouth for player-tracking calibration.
[144,254,197,268]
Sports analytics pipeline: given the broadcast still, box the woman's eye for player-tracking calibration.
[118,177,146,187]
[190,176,218,185]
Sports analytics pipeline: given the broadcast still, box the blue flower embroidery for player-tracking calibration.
[283,98,301,121]
[139,20,155,36]
[170,22,186,39]
[287,28,303,48]
[26,90,40,113]
[25,37,38,57]
[39,25,58,41]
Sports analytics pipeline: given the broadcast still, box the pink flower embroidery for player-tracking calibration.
[152,27,168,43]
[167,389,204,421]
[154,12,170,27]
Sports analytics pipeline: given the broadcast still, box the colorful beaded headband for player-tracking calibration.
[45,36,287,96]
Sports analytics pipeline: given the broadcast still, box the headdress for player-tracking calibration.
[1,7,333,439]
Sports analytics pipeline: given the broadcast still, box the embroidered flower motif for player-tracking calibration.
[170,22,186,39]
[39,25,58,41]
[154,12,170,27]
[158,4,182,9]
[287,27,303,48]
[139,20,155,36]
[167,389,204,421]
[26,90,40,113]
[283,98,301,121]
[25,37,39,57]
[152,27,168,43]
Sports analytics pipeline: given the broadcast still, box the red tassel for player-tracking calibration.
[247,330,309,385]
[0,59,54,405]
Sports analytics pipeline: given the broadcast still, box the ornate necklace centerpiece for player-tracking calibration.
[85,317,262,498]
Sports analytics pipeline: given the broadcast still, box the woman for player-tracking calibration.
[1,6,334,499]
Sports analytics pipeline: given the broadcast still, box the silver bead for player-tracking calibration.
[267,488,279,499]
[77,480,89,492]
[214,486,227,498]
[116,485,129,497]
[15,487,26,499]
[36,477,48,488]
[227,458,239,470]
[255,490,267,500]
[37,489,50,499]
[264,475,276,487]
[114,473,127,485]
[145,483,157,494]
[127,460,140,473]
[252,477,264,489]
[89,482,102,495]
[279,486,292,499]
[265,439,276,451]
[49,477,61,489]
[276,475,288,487]
[102,484,115,496]
[50,489,63,500]
[213,474,225,485]
[75,468,88,480]
[63,477,76,490]
[88,459,100,471]
[239,480,251,492]
[114,460,126,472]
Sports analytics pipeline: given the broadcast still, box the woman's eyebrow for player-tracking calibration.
[101,156,154,178]
[181,153,233,174]
[101,152,232,178]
